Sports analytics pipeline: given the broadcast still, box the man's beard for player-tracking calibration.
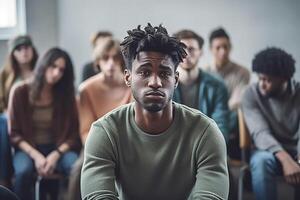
[132,90,173,113]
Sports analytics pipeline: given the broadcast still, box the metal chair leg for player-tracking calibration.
[35,175,42,200]
[238,165,248,200]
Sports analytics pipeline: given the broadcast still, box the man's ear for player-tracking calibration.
[124,69,131,87]
[174,71,179,88]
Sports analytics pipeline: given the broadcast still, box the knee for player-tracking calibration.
[60,151,78,175]
[14,163,34,178]
[250,151,277,174]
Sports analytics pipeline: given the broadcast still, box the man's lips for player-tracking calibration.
[145,91,165,97]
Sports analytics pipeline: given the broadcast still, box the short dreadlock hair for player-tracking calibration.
[252,47,295,79]
[120,23,187,70]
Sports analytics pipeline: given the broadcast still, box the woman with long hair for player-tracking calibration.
[8,47,81,200]
[0,35,38,188]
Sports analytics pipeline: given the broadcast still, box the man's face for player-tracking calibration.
[210,37,231,65]
[125,51,178,112]
[179,38,202,71]
[258,73,287,97]
[99,48,123,78]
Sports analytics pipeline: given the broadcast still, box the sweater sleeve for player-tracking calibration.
[7,84,24,146]
[81,122,119,200]
[210,82,230,142]
[241,86,283,153]
[78,88,97,145]
[189,121,229,200]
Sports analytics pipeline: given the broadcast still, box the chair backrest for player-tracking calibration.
[237,108,252,162]
[0,185,20,200]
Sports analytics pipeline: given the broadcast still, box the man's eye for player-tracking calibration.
[139,70,150,76]
[160,71,171,78]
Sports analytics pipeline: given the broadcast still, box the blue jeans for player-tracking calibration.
[13,144,78,200]
[0,114,13,182]
[250,150,283,200]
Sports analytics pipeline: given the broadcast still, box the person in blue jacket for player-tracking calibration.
[173,29,230,142]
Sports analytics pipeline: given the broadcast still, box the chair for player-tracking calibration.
[0,185,20,200]
[237,108,300,200]
[35,173,65,200]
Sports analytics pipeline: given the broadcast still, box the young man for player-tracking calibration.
[173,29,230,142]
[204,28,250,111]
[68,38,131,200]
[81,31,113,82]
[81,24,229,200]
[242,47,300,200]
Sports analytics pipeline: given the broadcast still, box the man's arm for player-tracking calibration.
[78,88,97,145]
[190,122,229,200]
[241,86,283,153]
[211,82,230,142]
[81,122,118,200]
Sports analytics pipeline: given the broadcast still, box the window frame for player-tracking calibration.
[0,0,26,40]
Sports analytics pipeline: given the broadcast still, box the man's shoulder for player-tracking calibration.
[93,102,133,127]
[174,102,215,126]
[200,70,227,90]
[79,73,103,93]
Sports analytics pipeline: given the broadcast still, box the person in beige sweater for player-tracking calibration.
[68,38,132,200]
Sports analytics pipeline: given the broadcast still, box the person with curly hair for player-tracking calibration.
[81,23,229,200]
[242,47,300,200]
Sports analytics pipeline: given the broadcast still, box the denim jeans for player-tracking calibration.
[13,144,78,200]
[250,150,283,200]
[0,113,13,182]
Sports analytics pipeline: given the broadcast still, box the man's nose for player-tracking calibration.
[148,74,162,89]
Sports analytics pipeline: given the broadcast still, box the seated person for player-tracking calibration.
[8,48,81,200]
[81,31,113,82]
[242,47,300,200]
[173,29,230,142]
[0,35,38,188]
[81,23,229,200]
[67,38,131,200]
[204,27,251,158]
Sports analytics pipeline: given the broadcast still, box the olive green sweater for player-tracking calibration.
[81,102,229,200]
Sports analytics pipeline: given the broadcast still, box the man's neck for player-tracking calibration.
[214,59,230,70]
[134,102,174,135]
[177,66,199,86]
[101,72,124,87]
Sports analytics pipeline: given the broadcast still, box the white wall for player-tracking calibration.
[1,0,299,86]
[57,0,300,85]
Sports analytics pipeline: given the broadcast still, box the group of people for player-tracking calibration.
[0,23,298,200]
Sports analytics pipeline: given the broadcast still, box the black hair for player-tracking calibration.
[252,47,295,79]
[209,27,230,45]
[120,23,187,70]
[173,29,204,49]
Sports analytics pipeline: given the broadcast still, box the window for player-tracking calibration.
[0,0,26,40]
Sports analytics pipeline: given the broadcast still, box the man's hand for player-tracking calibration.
[275,151,300,184]
[42,151,60,177]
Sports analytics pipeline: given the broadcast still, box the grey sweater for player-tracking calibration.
[81,102,229,200]
[242,80,300,157]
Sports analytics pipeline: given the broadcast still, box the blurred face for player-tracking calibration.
[45,57,66,85]
[13,45,34,65]
[99,48,123,78]
[258,73,287,97]
[179,38,202,71]
[125,51,178,112]
[210,37,231,65]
